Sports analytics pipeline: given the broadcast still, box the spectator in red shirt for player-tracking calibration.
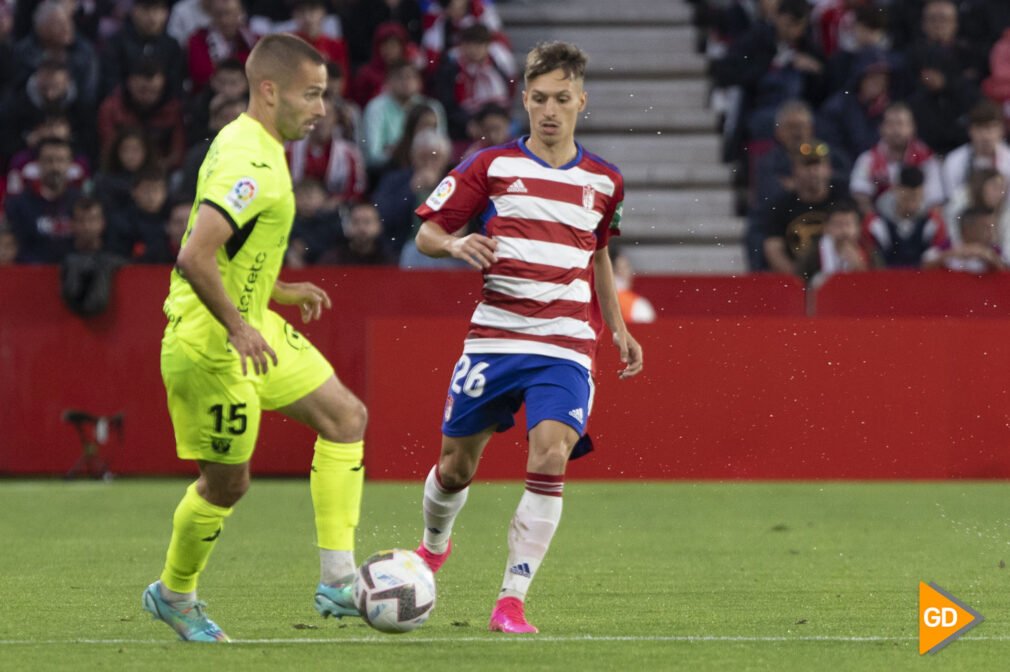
[923,205,1006,273]
[421,0,504,58]
[293,0,350,96]
[287,103,367,208]
[187,0,256,93]
[5,114,90,208]
[345,0,423,68]
[432,23,515,142]
[350,21,421,107]
[982,27,1010,128]
[98,57,186,169]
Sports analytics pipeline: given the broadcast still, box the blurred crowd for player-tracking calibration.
[0,0,519,270]
[696,0,1010,285]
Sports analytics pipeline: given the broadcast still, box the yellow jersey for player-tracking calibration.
[163,113,295,370]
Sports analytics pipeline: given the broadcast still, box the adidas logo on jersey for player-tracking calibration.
[507,178,528,194]
[568,408,584,424]
[509,562,532,578]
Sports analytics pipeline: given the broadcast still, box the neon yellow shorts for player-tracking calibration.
[161,310,334,464]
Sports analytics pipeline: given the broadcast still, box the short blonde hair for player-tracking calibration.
[246,33,325,88]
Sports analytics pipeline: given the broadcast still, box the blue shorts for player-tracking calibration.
[441,353,594,438]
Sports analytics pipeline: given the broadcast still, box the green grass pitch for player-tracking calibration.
[1,480,1008,671]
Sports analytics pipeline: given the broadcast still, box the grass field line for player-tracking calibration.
[4,635,1008,645]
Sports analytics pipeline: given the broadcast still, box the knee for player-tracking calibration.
[437,453,477,489]
[320,398,368,443]
[528,443,570,475]
[202,476,249,508]
[348,400,368,436]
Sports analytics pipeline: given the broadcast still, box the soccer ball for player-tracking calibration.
[353,549,436,633]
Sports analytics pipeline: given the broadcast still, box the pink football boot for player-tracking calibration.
[414,539,452,573]
[488,597,538,634]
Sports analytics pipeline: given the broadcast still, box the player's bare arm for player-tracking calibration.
[415,219,498,270]
[593,249,643,379]
[176,203,277,375]
[272,280,332,323]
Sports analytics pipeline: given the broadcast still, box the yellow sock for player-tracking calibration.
[160,482,233,594]
[311,438,364,552]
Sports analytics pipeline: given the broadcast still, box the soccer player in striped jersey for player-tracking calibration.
[412,41,644,633]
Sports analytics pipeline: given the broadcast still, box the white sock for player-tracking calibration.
[499,474,564,602]
[320,549,356,585]
[422,465,470,554]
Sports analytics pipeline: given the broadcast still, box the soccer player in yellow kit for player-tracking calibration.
[141,34,365,642]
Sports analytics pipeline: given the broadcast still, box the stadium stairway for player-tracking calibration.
[498,0,745,274]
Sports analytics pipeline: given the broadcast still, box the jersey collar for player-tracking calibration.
[518,135,583,170]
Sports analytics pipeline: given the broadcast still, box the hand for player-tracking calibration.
[792,53,823,74]
[837,241,867,270]
[273,281,332,323]
[228,321,278,376]
[613,330,644,380]
[448,233,498,270]
[972,246,1003,269]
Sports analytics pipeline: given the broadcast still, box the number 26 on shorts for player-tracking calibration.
[451,355,489,398]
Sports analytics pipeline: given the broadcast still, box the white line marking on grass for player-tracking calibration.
[0,635,983,646]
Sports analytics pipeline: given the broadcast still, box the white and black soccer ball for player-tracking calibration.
[353,549,436,633]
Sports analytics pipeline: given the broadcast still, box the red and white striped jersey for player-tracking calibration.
[415,136,624,370]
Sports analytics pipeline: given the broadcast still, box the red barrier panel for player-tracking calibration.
[364,316,1010,480]
[815,270,1010,317]
[3,266,1010,479]
[633,274,806,317]
[0,266,482,476]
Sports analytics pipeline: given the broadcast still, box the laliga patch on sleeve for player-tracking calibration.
[224,177,258,213]
[425,176,456,211]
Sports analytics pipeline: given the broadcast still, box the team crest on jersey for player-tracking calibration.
[426,176,456,211]
[225,177,258,213]
[582,185,596,210]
